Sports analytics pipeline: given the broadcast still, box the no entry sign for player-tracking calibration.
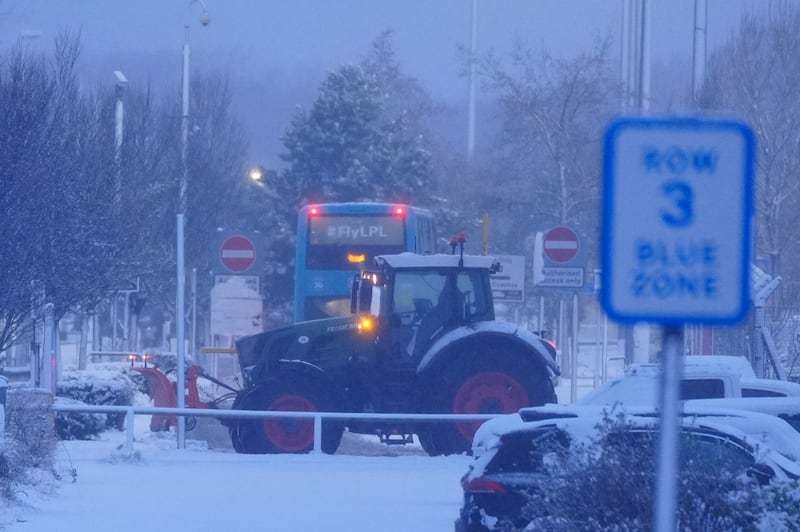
[220,235,256,273]
[543,226,580,264]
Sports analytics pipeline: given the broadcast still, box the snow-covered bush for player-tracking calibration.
[515,412,800,531]
[53,397,107,440]
[0,438,31,502]
[5,387,57,469]
[1,388,70,504]
[57,369,136,432]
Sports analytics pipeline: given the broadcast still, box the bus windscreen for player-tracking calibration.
[307,215,406,269]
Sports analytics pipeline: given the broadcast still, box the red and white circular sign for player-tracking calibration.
[220,235,256,273]
[543,226,580,263]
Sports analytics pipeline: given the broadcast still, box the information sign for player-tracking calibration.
[601,117,754,324]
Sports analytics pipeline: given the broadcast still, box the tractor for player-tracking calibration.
[226,239,560,455]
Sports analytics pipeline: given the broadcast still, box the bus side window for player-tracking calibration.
[418,216,435,254]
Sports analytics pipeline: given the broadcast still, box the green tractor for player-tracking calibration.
[227,242,560,455]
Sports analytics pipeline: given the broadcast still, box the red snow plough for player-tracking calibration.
[132,362,236,431]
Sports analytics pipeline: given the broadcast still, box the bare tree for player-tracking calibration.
[702,4,800,367]
[0,33,249,356]
[702,5,800,281]
[472,38,618,256]
[0,33,132,352]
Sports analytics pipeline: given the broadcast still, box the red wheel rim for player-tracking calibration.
[452,372,529,442]
[263,394,317,452]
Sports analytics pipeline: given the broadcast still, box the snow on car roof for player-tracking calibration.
[680,405,800,462]
[375,252,498,270]
[518,404,800,460]
[574,355,765,406]
[468,405,800,482]
[687,396,800,418]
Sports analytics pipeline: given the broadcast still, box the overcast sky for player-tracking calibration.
[0,0,772,166]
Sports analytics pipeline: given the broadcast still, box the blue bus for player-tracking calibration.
[295,202,438,321]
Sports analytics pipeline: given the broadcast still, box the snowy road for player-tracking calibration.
[4,429,470,532]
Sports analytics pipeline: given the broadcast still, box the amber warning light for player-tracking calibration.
[347,253,366,264]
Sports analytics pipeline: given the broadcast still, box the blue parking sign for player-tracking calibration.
[601,117,755,324]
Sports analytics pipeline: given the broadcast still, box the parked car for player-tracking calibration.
[575,355,800,407]
[529,403,800,463]
[687,396,800,436]
[456,405,800,532]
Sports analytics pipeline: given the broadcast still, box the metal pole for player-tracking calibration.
[123,292,130,350]
[52,315,60,392]
[692,0,708,105]
[111,294,118,350]
[538,296,544,335]
[180,26,190,218]
[619,0,630,111]
[191,267,197,361]
[654,325,683,532]
[570,293,578,403]
[559,298,566,376]
[753,304,765,377]
[177,214,186,449]
[602,312,609,382]
[639,0,651,113]
[482,212,489,255]
[113,72,127,211]
[628,0,640,110]
[467,0,478,164]
[595,302,601,388]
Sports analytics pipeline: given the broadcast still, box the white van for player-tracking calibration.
[575,355,800,406]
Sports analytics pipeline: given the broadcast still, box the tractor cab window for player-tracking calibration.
[390,269,487,358]
[370,285,383,317]
[457,270,489,320]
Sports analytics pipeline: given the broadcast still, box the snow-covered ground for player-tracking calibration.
[2,424,470,532]
[0,347,613,532]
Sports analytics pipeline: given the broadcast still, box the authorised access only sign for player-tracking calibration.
[601,117,755,324]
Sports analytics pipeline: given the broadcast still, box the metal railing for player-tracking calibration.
[52,404,498,455]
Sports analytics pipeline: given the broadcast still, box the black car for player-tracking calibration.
[455,406,800,531]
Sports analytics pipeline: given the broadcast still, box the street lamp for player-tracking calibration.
[466,0,477,164]
[180,0,211,217]
[249,165,267,185]
[177,0,210,451]
[248,165,279,199]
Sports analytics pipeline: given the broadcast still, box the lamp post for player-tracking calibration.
[466,0,478,164]
[113,70,127,210]
[112,71,128,351]
[180,1,211,218]
[177,0,210,451]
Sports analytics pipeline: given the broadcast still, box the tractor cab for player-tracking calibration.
[351,237,501,363]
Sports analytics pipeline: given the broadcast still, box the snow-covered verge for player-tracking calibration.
[0,425,470,532]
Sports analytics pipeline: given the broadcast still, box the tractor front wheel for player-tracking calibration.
[230,377,343,454]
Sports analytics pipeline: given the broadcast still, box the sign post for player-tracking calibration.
[601,116,754,532]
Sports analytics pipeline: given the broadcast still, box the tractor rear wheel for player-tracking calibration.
[418,350,554,456]
[231,376,343,454]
